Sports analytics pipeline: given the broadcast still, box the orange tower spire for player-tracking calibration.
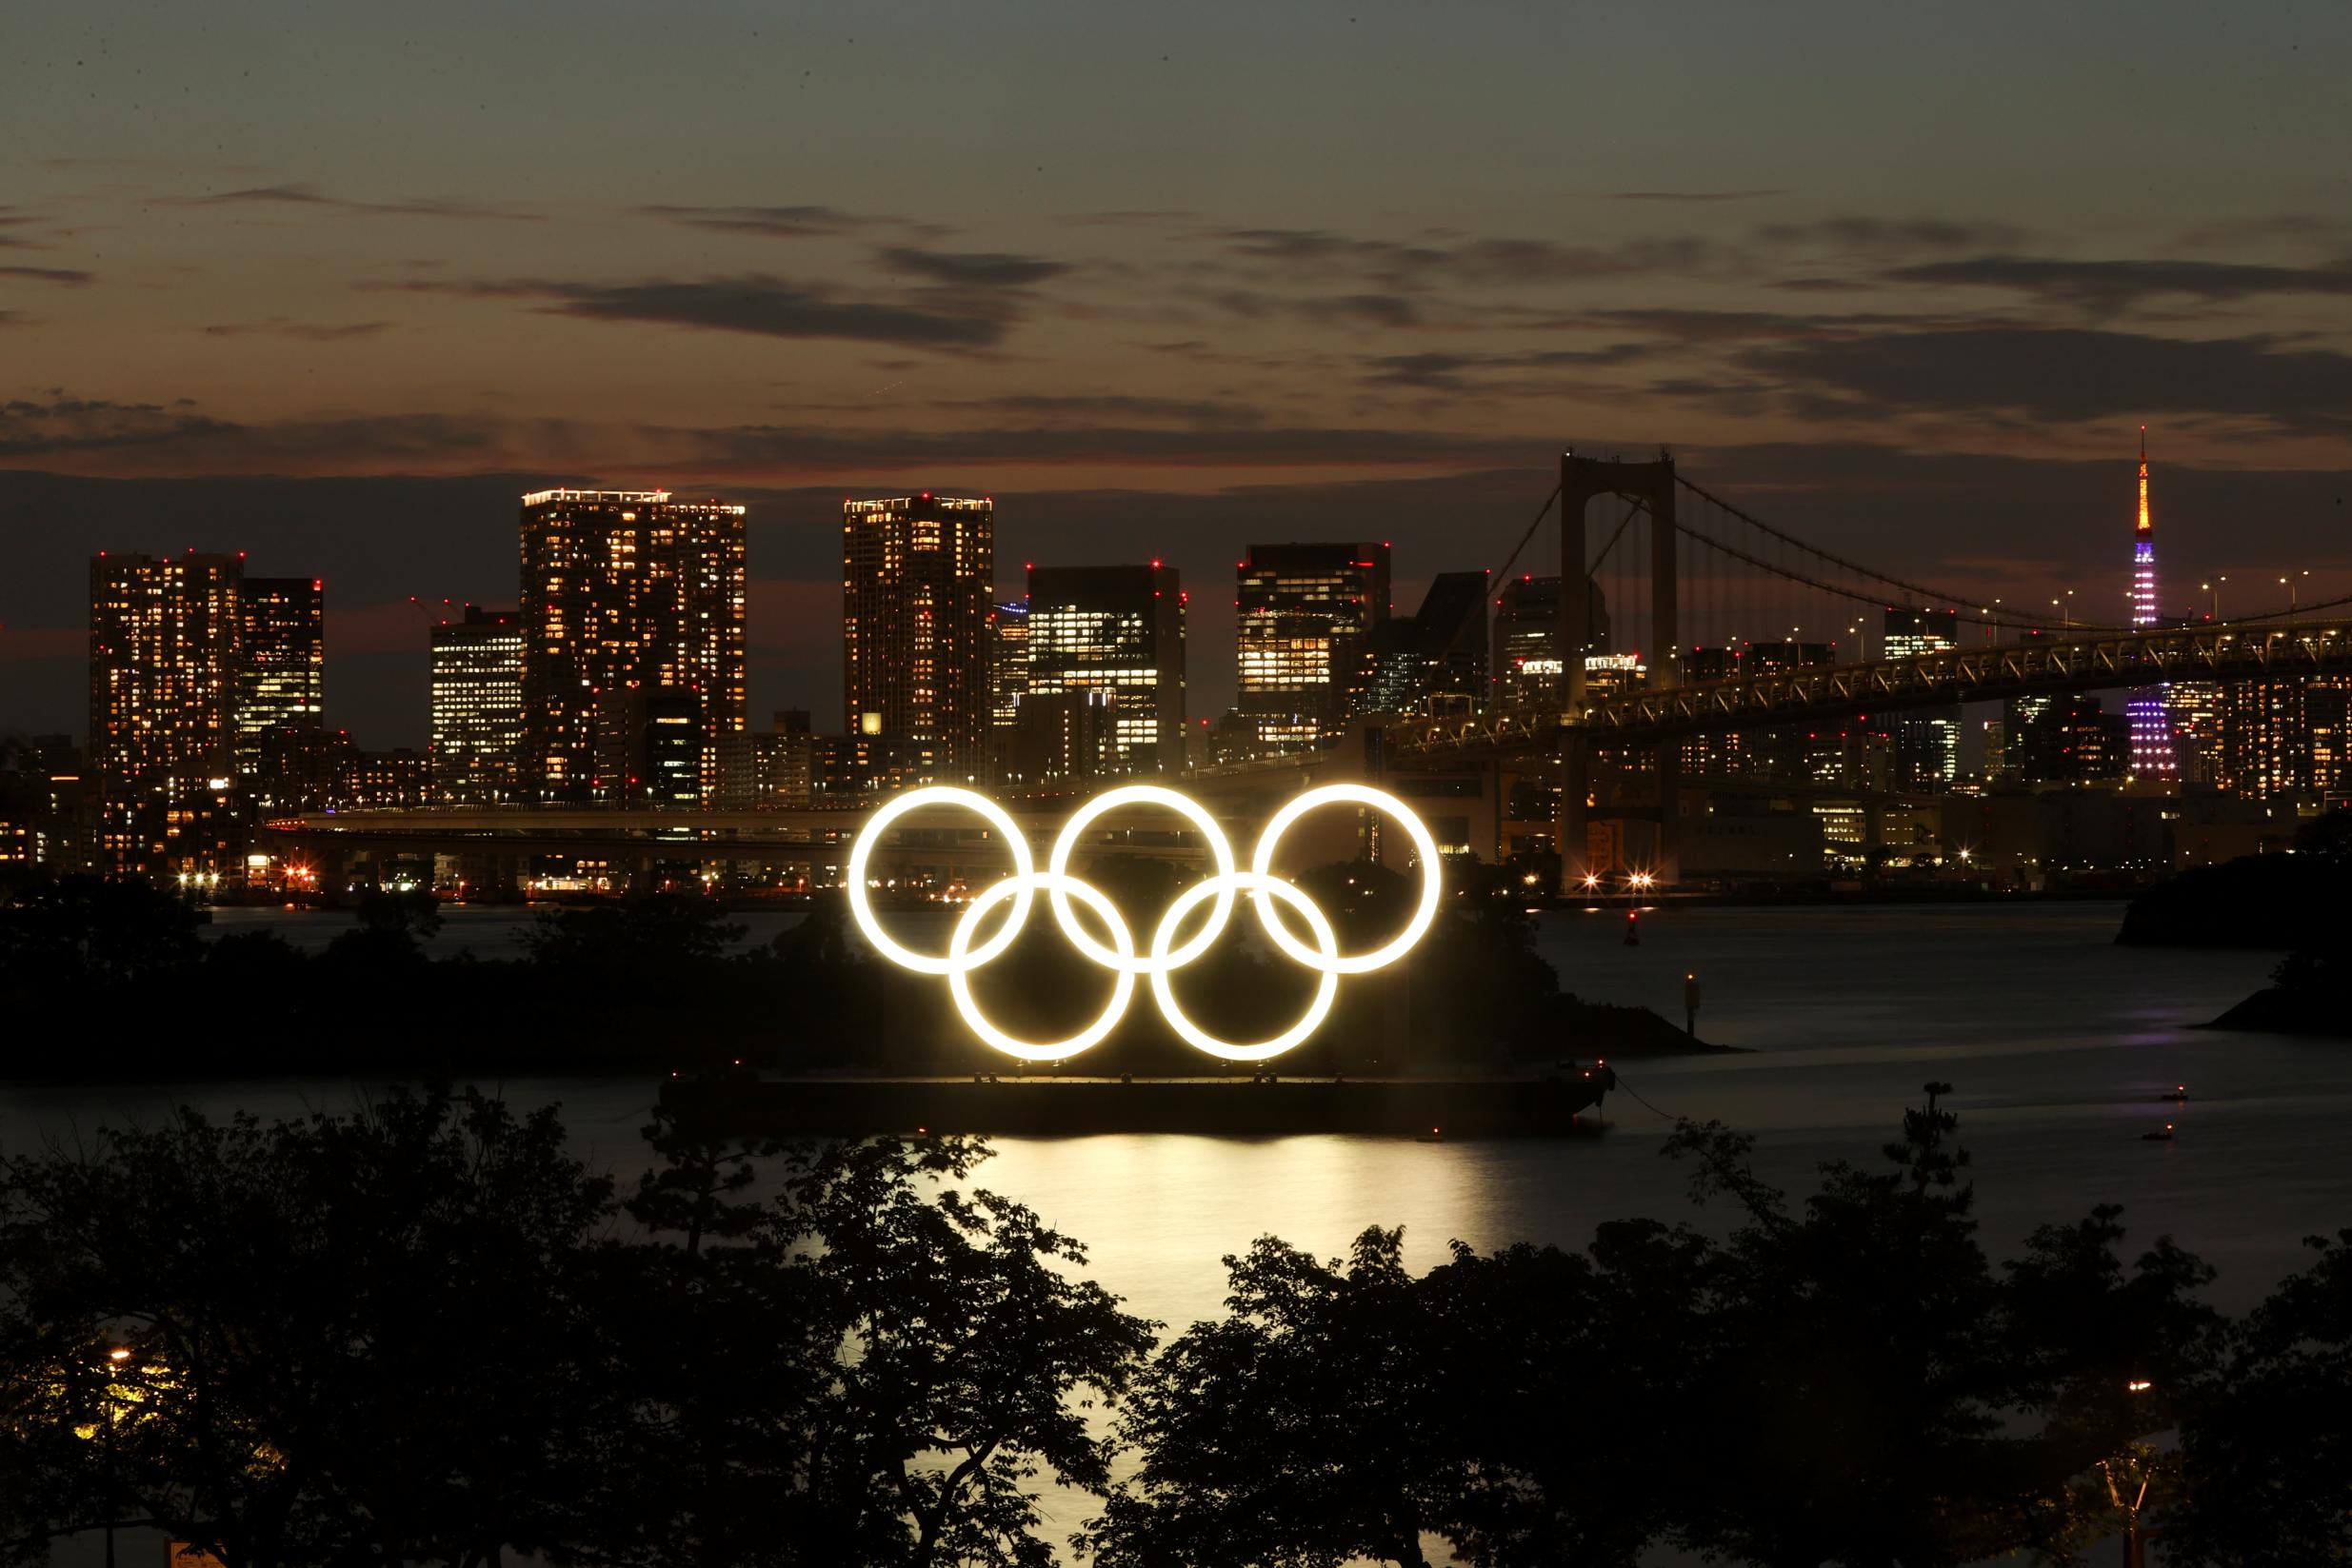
[2137,425,2151,535]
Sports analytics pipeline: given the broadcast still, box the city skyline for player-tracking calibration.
[4,4,2348,745]
[29,435,2333,780]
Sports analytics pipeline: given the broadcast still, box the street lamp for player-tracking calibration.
[103,1345,132,1568]
[2282,569,2308,613]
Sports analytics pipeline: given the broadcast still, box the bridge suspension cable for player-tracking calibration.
[1672,471,2132,633]
[1664,506,2107,638]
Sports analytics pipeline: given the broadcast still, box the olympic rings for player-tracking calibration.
[1047,784,1236,974]
[948,873,1136,1061]
[846,783,1442,1061]
[846,786,1033,975]
[1150,872,1340,1062]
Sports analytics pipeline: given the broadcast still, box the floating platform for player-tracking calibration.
[672,1070,1615,1140]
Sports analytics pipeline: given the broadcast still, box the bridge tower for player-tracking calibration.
[1555,451,1680,890]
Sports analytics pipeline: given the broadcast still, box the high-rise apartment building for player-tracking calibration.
[233,576,325,804]
[2167,680,2224,784]
[1884,606,1961,791]
[718,710,816,809]
[1024,563,1185,772]
[519,487,747,805]
[843,493,994,777]
[89,552,244,877]
[1235,542,1390,750]
[2221,675,2352,800]
[429,605,525,804]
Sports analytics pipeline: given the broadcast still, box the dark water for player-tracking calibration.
[10,901,2336,1321]
[13,901,2341,1564]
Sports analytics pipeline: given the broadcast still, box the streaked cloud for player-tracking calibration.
[0,266,91,287]
[874,246,1072,288]
[201,319,393,341]
[168,184,542,222]
[1733,327,2352,430]
[373,273,1025,347]
[1884,255,2352,311]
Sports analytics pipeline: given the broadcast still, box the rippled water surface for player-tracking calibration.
[13,901,2340,1321]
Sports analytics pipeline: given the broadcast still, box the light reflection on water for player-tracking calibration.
[11,902,2342,1320]
[14,900,2348,1564]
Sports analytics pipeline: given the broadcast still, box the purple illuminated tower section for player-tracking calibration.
[2125,427,2178,775]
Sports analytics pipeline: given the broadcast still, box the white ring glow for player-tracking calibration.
[1248,783,1443,974]
[845,785,1034,976]
[846,783,1444,1062]
[1148,873,1340,1062]
[1046,784,1237,974]
[947,872,1136,1062]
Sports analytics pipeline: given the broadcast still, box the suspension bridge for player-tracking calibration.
[1372,450,2352,886]
[261,447,2352,892]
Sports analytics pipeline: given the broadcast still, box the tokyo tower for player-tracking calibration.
[2125,427,2178,775]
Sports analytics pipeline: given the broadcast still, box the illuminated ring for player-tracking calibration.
[846,785,1034,976]
[1149,873,1340,1062]
[947,872,1136,1062]
[1046,784,1238,973]
[1248,784,1443,974]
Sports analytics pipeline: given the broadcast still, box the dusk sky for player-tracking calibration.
[6,1,2349,745]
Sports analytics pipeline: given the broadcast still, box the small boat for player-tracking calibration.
[2141,1121,2176,1141]
[1415,1126,1445,1142]
[2161,1084,2188,1102]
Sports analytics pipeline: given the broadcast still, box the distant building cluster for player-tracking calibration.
[5,440,2348,893]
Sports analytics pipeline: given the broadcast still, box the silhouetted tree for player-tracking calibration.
[522,894,743,972]
[1434,1221,1726,1566]
[2292,806,2352,859]
[0,1086,618,1568]
[1084,1225,1470,1568]
[2167,1228,2352,1563]
[0,875,202,992]
[778,1135,1159,1567]
[1662,1084,2218,1566]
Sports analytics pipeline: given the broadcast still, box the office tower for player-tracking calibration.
[1884,606,1962,791]
[1360,570,1488,715]
[520,487,747,805]
[1008,691,1118,785]
[234,576,325,804]
[2123,431,2179,775]
[1024,562,1186,772]
[89,552,243,878]
[429,606,526,804]
[989,599,1030,727]
[1982,715,2010,781]
[1491,573,1610,708]
[842,493,994,777]
[2017,696,2132,784]
[0,735,83,875]
[1235,542,1390,750]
